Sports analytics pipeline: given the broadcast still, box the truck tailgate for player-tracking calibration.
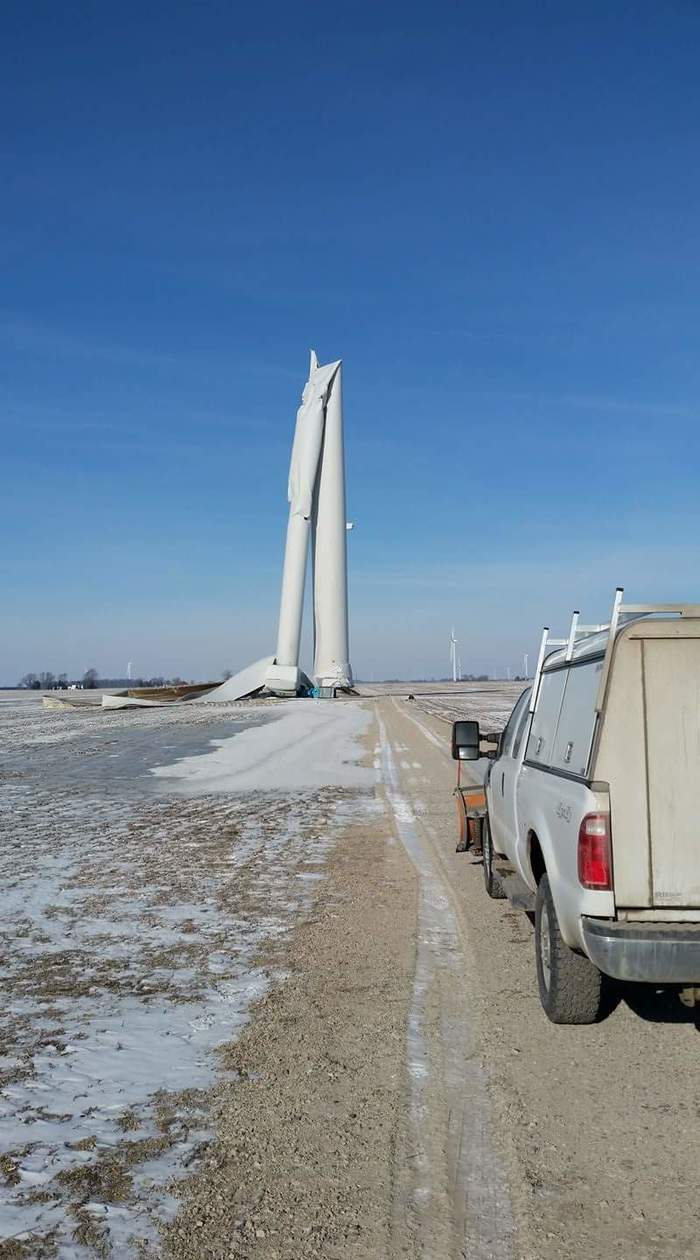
[595,623,700,909]
[644,638,700,907]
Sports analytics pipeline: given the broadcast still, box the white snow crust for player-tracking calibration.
[151,699,372,793]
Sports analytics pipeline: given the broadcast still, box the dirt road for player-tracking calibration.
[165,694,699,1260]
[373,696,699,1260]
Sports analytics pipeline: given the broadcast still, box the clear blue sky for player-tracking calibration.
[3,0,700,682]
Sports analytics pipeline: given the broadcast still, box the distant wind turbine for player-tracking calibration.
[450,629,458,683]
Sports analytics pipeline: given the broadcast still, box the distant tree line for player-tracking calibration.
[17,669,195,690]
[19,668,99,690]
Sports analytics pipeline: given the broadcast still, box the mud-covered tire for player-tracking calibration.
[482,815,506,899]
[535,875,603,1024]
[467,817,482,854]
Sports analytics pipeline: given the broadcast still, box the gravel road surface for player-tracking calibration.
[2,688,697,1258]
[374,695,699,1260]
[163,693,700,1260]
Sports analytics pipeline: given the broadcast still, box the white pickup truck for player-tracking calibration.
[452,592,700,1023]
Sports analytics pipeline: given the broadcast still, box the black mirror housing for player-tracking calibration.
[451,719,480,761]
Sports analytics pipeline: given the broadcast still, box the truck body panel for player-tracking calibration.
[479,610,700,987]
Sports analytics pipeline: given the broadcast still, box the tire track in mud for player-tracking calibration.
[377,709,514,1260]
[382,694,700,1260]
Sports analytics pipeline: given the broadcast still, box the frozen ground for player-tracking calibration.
[356,680,526,729]
[0,695,372,1257]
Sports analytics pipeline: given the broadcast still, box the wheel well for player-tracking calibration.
[528,832,546,884]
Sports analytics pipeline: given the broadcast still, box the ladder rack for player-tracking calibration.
[527,592,620,715]
[594,595,700,713]
[528,588,700,719]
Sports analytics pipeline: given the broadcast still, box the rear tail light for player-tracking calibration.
[578,813,612,889]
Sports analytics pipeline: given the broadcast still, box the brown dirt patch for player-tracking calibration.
[165,815,417,1260]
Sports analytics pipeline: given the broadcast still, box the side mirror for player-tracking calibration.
[451,720,480,761]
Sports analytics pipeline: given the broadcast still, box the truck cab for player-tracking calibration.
[453,592,700,1023]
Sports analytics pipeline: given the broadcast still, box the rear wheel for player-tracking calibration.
[482,815,506,899]
[535,875,603,1024]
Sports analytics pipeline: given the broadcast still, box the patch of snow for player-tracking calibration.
[151,699,372,792]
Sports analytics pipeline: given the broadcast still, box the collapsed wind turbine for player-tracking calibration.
[103,354,352,709]
[265,351,352,695]
[198,351,353,703]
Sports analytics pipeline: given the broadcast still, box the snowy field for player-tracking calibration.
[356,680,527,730]
[0,695,372,1257]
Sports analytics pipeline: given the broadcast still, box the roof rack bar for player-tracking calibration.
[595,587,624,714]
[529,628,549,714]
[528,629,566,714]
[619,603,700,616]
[565,611,580,662]
[609,586,624,642]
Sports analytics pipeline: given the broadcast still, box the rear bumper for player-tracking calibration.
[581,917,700,983]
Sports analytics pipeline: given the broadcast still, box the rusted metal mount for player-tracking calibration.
[454,785,487,854]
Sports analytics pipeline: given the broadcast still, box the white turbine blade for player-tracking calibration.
[276,355,340,670]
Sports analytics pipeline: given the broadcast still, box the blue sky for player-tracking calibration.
[3,0,700,682]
